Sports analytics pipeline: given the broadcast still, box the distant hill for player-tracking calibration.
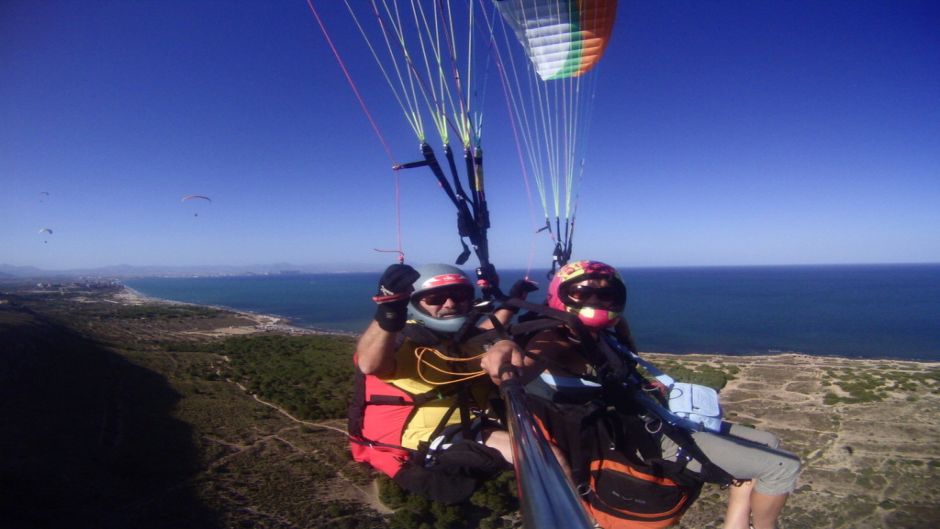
[0,264,49,279]
[0,262,382,279]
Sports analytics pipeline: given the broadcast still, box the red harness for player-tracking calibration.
[347,352,457,478]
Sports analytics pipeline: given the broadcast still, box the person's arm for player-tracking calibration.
[480,329,568,386]
[479,278,539,329]
[356,320,400,375]
[356,264,419,376]
[482,307,516,330]
[480,339,527,385]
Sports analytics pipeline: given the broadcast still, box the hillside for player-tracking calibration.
[1,286,937,528]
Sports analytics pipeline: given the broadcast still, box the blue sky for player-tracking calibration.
[2,0,938,271]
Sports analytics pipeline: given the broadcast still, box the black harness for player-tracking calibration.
[493,298,736,486]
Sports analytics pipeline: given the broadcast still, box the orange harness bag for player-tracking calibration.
[527,396,704,529]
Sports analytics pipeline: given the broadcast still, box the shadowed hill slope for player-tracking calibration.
[0,303,217,528]
[1,292,389,529]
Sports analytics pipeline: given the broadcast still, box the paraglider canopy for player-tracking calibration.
[181,195,211,217]
[38,227,53,244]
[494,0,617,80]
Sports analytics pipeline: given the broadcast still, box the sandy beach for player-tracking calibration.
[113,285,327,337]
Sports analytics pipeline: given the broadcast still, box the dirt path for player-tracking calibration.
[223,374,393,516]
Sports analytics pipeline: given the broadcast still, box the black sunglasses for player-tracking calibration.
[567,285,620,304]
[420,288,473,306]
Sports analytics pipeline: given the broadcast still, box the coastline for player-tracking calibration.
[114,285,357,338]
[117,267,940,360]
[117,286,937,362]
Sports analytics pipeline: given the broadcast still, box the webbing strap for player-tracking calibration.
[596,337,734,485]
[418,398,463,461]
[501,298,586,335]
[624,348,675,387]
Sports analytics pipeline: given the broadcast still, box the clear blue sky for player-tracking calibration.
[2,1,938,271]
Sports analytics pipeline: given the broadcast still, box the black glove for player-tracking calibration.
[508,279,538,300]
[373,264,420,332]
[501,279,538,313]
[476,264,503,300]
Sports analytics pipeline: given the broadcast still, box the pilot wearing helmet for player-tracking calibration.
[348,263,526,504]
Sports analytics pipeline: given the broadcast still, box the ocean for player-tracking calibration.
[125,264,940,360]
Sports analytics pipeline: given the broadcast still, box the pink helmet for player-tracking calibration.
[546,260,626,330]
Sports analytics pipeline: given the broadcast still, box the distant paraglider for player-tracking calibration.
[38,227,53,244]
[39,191,50,202]
[181,194,211,217]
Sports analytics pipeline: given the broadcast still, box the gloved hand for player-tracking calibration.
[372,264,420,332]
[508,279,538,300]
[499,278,538,313]
[476,264,503,300]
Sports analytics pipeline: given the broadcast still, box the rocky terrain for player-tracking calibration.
[666,353,940,528]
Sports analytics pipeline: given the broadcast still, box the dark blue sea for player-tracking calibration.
[125,264,940,360]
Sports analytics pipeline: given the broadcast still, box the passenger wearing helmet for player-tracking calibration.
[481,260,801,529]
[546,259,627,330]
[487,260,633,394]
[350,263,525,504]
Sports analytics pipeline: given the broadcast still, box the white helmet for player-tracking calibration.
[407,264,475,333]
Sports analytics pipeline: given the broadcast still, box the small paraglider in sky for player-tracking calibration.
[39,191,50,202]
[38,227,53,244]
[181,194,211,217]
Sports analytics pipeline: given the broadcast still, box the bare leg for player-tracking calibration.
[482,428,575,483]
[723,480,754,529]
[482,428,514,464]
[549,442,573,484]
[750,491,788,529]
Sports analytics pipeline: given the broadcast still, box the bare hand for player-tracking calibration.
[480,339,525,385]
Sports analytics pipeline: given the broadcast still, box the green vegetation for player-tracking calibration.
[222,334,357,420]
[112,305,225,320]
[316,501,387,529]
[378,473,518,529]
[646,359,736,390]
[878,499,897,510]
[854,467,887,489]
[821,366,940,405]
[160,340,222,353]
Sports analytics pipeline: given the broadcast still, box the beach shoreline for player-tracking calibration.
[114,285,938,363]
[114,285,358,338]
